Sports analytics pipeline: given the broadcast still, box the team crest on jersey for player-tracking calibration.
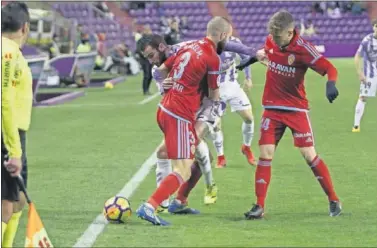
[288,54,295,65]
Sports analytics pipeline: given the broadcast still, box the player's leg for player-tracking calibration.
[209,119,227,168]
[291,112,341,217]
[194,120,218,204]
[136,112,197,225]
[353,78,376,132]
[155,140,172,212]
[228,88,256,165]
[245,110,286,220]
[352,95,366,132]
[3,130,27,247]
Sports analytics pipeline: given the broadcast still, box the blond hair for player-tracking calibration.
[207,16,232,36]
[268,10,295,34]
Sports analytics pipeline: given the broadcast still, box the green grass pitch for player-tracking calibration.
[13,58,377,247]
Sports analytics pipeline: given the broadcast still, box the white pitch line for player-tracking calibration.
[138,92,160,105]
[73,151,157,248]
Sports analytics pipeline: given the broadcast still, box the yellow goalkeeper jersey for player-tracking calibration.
[2,36,33,158]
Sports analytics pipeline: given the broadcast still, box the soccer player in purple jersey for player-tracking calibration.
[210,36,257,168]
[352,19,377,132]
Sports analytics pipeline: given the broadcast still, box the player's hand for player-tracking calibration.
[162,77,174,91]
[243,79,253,92]
[326,81,339,103]
[358,73,366,83]
[4,157,22,177]
[255,49,266,61]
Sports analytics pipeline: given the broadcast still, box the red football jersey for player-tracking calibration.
[159,38,220,122]
[263,31,328,111]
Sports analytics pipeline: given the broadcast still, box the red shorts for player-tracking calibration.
[157,107,197,159]
[259,109,315,147]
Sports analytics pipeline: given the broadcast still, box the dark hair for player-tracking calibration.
[137,34,166,52]
[1,2,30,33]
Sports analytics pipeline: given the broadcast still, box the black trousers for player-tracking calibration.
[1,130,28,201]
[141,59,153,94]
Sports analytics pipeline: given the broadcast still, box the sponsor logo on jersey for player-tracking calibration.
[269,48,273,54]
[288,54,295,65]
[293,132,312,138]
[268,61,296,77]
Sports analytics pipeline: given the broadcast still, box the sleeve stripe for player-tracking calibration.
[297,38,322,61]
[297,37,321,58]
[297,38,321,58]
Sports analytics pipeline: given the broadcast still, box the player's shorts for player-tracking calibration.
[220,82,251,112]
[1,130,28,201]
[359,77,377,97]
[259,109,315,147]
[157,107,197,159]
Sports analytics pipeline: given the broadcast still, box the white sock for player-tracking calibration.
[211,130,224,156]
[354,99,366,127]
[242,121,254,146]
[195,141,213,187]
[156,159,171,207]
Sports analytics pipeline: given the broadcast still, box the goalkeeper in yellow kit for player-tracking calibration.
[1,2,33,247]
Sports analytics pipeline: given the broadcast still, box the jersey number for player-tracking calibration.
[173,52,191,80]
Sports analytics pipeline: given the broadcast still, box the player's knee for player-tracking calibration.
[213,121,222,132]
[171,159,193,181]
[238,109,254,123]
[259,145,275,159]
[195,122,208,140]
[359,96,367,102]
[2,200,14,223]
[299,147,317,163]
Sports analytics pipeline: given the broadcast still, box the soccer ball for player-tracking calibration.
[104,81,114,89]
[103,196,132,223]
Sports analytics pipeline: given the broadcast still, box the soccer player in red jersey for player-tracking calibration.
[136,17,233,226]
[238,10,342,219]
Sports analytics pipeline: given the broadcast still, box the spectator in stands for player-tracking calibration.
[94,2,114,19]
[49,34,61,59]
[180,16,190,37]
[312,2,325,15]
[160,16,169,33]
[327,2,342,19]
[300,19,318,37]
[164,20,180,45]
[95,33,106,70]
[76,34,92,53]
[75,24,83,49]
[351,1,364,15]
[122,44,140,75]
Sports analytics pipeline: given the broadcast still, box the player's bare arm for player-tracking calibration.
[354,52,366,82]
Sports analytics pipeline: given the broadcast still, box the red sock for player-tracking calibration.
[148,172,183,209]
[255,158,272,208]
[176,162,202,204]
[309,156,339,202]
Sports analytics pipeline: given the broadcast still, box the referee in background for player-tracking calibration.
[2,2,33,247]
